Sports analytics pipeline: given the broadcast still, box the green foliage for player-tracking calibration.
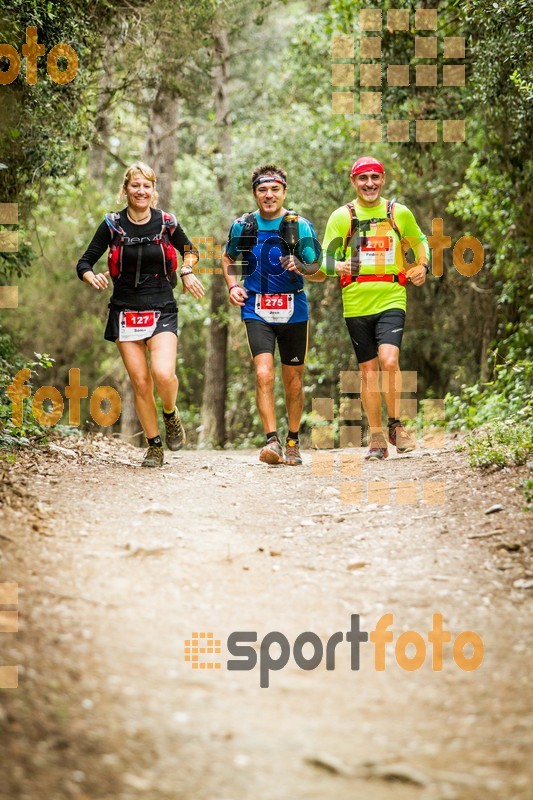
[521,477,533,512]
[0,340,54,448]
[0,0,137,283]
[461,422,533,469]
[1,0,531,448]
[446,325,532,429]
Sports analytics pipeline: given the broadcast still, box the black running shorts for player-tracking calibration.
[104,307,178,343]
[244,319,309,366]
[345,309,406,364]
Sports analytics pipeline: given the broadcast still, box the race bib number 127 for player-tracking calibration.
[119,310,160,341]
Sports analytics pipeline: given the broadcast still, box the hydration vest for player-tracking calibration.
[104,210,179,288]
[236,210,301,278]
[339,198,408,288]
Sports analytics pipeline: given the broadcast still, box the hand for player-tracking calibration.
[181,272,205,298]
[84,270,109,290]
[334,255,360,277]
[280,254,306,274]
[228,285,248,307]
[406,264,427,286]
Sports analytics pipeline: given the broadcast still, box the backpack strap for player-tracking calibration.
[343,200,403,256]
[237,212,258,248]
[237,212,259,277]
[339,200,404,289]
[386,198,411,270]
[342,202,359,259]
[386,198,402,241]
[158,210,179,287]
[104,212,126,280]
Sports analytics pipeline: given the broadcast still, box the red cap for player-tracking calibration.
[351,157,385,176]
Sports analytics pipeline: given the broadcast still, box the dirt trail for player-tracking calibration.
[0,438,532,800]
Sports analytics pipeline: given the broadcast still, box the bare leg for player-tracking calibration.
[116,340,158,438]
[147,332,179,411]
[359,357,384,437]
[378,344,401,420]
[254,353,276,434]
[281,364,304,433]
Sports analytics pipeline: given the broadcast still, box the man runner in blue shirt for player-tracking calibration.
[222,164,324,465]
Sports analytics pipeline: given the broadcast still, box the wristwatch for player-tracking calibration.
[421,263,430,274]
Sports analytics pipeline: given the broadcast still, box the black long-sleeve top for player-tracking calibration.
[76,208,198,310]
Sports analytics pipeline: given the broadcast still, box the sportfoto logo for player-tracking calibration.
[185,614,484,688]
[0,203,18,309]
[331,7,466,143]
[7,368,121,428]
[0,27,78,85]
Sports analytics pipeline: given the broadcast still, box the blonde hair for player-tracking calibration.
[118,162,159,207]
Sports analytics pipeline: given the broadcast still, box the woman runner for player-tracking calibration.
[76,162,204,466]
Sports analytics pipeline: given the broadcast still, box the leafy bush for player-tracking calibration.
[446,341,532,431]
[461,422,533,469]
[0,337,54,448]
[521,478,533,512]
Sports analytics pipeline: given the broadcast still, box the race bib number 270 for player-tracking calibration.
[359,223,396,267]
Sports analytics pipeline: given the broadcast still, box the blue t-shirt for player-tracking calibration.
[225,212,321,323]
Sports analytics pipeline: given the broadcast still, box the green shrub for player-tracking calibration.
[0,337,54,448]
[446,359,532,431]
[462,422,533,469]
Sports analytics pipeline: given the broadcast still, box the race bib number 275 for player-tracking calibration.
[255,293,294,323]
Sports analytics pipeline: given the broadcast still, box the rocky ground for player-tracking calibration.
[0,436,531,800]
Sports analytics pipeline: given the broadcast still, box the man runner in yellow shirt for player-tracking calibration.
[321,156,430,461]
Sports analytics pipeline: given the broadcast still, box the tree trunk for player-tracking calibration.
[119,372,141,445]
[199,27,231,447]
[144,84,181,210]
[88,43,114,183]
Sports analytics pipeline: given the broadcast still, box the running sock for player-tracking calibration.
[266,431,279,442]
[163,407,176,418]
[148,435,163,446]
[287,430,299,441]
[388,418,401,427]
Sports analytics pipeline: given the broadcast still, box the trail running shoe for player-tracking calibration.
[259,436,284,465]
[142,444,164,468]
[285,438,302,466]
[365,435,388,462]
[164,407,186,451]
[388,421,416,453]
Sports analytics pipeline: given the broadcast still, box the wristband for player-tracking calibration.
[421,263,430,274]
[180,266,193,277]
[228,284,240,293]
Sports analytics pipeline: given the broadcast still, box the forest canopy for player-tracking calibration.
[0,0,531,453]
